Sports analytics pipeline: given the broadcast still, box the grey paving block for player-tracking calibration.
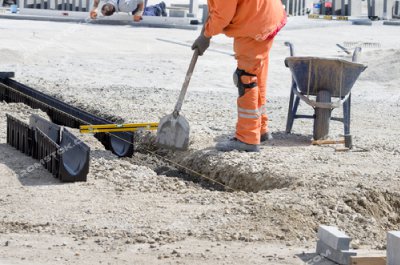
[169,9,187,17]
[384,20,400,26]
[387,231,400,265]
[316,240,357,265]
[317,225,351,251]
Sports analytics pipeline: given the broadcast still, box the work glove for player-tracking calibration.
[133,15,143,22]
[90,9,98,19]
[133,9,143,22]
[191,28,211,56]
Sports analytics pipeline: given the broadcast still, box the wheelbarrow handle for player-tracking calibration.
[174,49,199,115]
[284,41,295,57]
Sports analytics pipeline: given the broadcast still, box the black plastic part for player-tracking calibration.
[6,114,89,182]
[35,128,60,177]
[233,68,257,97]
[29,114,61,145]
[59,129,90,182]
[6,114,33,156]
[0,72,15,80]
[0,77,134,157]
[110,132,134,157]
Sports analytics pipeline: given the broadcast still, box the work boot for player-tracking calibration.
[260,132,273,142]
[216,138,260,152]
[159,1,167,16]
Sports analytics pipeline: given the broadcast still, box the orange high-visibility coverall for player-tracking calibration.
[204,0,286,145]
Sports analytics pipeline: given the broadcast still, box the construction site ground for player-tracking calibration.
[0,16,399,264]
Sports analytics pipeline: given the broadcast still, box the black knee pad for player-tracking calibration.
[233,68,257,97]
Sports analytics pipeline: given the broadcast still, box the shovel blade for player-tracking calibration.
[156,113,190,151]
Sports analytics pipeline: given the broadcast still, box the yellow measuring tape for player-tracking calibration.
[80,122,158,133]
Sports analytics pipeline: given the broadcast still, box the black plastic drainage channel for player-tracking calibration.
[1,74,133,157]
[7,114,89,182]
[0,72,133,157]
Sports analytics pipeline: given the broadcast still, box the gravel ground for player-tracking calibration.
[1,17,399,264]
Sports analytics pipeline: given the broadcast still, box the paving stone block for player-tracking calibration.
[387,231,400,265]
[316,240,357,265]
[169,9,187,17]
[317,225,351,251]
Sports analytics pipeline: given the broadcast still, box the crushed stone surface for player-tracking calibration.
[1,17,399,264]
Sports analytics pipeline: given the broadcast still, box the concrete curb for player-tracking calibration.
[0,13,198,30]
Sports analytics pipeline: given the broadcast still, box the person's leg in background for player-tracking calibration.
[143,1,167,16]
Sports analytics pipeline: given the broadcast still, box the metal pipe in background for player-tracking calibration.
[383,0,394,19]
[394,0,400,18]
[284,0,289,14]
[189,0,198,17]
[341,0,346,15]
[291,0,295,15]
[201,4,208,23]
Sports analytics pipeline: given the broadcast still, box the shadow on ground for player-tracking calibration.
[296,252,337,265]
[0,143,60,186]
[213,132,312,147]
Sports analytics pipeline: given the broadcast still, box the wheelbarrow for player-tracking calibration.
[284,42,367,147]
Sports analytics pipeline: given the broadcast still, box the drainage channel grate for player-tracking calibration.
[6,114,89,182]
[0,72,134,157]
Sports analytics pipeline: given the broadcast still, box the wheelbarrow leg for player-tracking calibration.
[343,93,353,148]
[285,88,295,133]
[343,93,351,135]
[286,83,300,133]
[343,47,359,149]
[285,41,297,134]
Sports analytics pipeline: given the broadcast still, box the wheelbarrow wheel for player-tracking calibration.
[313,90,332,140]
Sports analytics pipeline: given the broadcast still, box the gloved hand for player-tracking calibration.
[133,15,142,22]
[90,9,98,19]
[191,30,211,56]
[133,8,143,22]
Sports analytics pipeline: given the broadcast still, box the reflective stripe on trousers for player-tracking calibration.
[238,105,266,119]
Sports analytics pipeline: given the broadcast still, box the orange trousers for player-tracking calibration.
[233,37,274,145]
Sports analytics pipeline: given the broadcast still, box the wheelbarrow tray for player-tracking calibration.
[285,57,367,98]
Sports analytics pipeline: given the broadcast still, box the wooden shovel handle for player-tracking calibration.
[174,49,199,115]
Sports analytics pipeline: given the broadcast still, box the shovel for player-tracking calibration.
[156,49,199,150]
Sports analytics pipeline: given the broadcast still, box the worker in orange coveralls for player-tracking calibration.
[192,0,287,152]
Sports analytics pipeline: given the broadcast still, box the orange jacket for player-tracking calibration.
[204,0,287,41]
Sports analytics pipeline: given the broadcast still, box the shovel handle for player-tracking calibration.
[174,49,199,114]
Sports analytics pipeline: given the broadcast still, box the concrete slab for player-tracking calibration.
[317,225,351,251]
[383,20,400,26]
[316,240,357,265]
[387,231,400,265]
[169,9,187,17]
[0,13,198,29]
[1,8,198,29]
